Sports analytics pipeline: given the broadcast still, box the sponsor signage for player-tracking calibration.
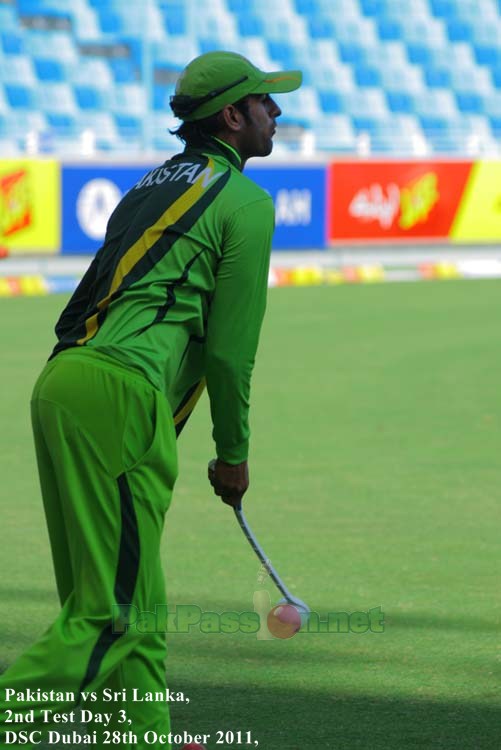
[328,161,473,241]
[62,165,149,254]
[247,166,326,249]
[62,164,326,254]
[0,159,60,253]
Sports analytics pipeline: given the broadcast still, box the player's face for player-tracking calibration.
[238,94,282,160]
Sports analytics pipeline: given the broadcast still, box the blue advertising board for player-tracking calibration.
[247,165,326,249]
[62,163,326,254]
[62,165,154,254]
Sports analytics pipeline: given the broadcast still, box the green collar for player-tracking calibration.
[212,137,242,168]
[181,136,243,172]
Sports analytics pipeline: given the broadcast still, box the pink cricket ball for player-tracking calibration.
[267,603,302,639]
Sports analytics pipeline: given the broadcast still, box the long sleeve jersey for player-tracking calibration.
[51,138,274,463]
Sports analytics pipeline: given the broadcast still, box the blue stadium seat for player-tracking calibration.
[34,59,65,82]
[351,116,386,135]
[46,112,78,137]
[386,92,415,113]
[109,58,137,83]
[360,0,385,17]
[74,85,105,110]
[267,40,297,68]
[338,42,365,65]
[114,113,142,139]
[97,9,123,33]
[226,0,249,12]
[5,84,37,110]
[455,92,484,113]
[196,38,220,54]
[473,44,501,67]
[424,67,453,88]
[237,16,265,37]
[17,0,44,15]
[161,5,186,35]
[406,42,433,65]
[493,67,501,87]
[1,32,25,56]
[153,85,175,111]
[308,17,335,38]
[354,66,382,87]
[446,20,473,43]
[18,0,72,23]
[419,114,450,131]
[429,0,456,19]
[318,91,344,113]
[377,19,403,41]
[488,115,501,136]
[293,0,318,14]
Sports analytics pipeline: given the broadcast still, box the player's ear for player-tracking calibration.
[220,103,245,132]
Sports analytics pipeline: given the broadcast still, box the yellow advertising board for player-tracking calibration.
[451,161,501,242]
[0,159,60,253]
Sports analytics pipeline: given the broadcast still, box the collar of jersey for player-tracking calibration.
[189,137,242,171]
[211,137,242,169]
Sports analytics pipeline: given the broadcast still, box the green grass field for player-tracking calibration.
[1,280,501,749]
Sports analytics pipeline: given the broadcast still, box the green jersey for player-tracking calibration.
[52,139,274,463]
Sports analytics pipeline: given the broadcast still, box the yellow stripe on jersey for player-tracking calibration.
[78,159,219,345]
[174,378,206,426]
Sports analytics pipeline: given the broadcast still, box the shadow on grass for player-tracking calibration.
[168,680,501,750]
[385,611,501,634]
[0,586,57,604]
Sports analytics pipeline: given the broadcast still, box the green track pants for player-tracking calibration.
[0,349,178,749]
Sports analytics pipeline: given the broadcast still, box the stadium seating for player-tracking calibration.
[0,0,500,154]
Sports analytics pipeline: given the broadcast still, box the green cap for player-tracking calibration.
[170,51,302,122]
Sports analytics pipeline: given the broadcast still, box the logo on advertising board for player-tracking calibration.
[241,166,326,249]
[62,166,150,254]
[328,161,473,242]
[0,160,59,253]
[76,179,123,240]
[275,188,312,227]
[0,169,32,237]
[349,173,440,231]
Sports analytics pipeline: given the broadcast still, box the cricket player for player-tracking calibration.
[0,51,302,749]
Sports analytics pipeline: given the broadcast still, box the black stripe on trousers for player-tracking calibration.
[79,473,140,694]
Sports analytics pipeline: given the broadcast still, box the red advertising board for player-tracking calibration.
[328,160,473,242]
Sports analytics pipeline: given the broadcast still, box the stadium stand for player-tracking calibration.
[0,0,500,155]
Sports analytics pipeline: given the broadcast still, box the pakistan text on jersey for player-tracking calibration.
[134,162,223,190]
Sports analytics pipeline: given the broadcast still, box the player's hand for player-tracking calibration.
[208,458,249,508]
